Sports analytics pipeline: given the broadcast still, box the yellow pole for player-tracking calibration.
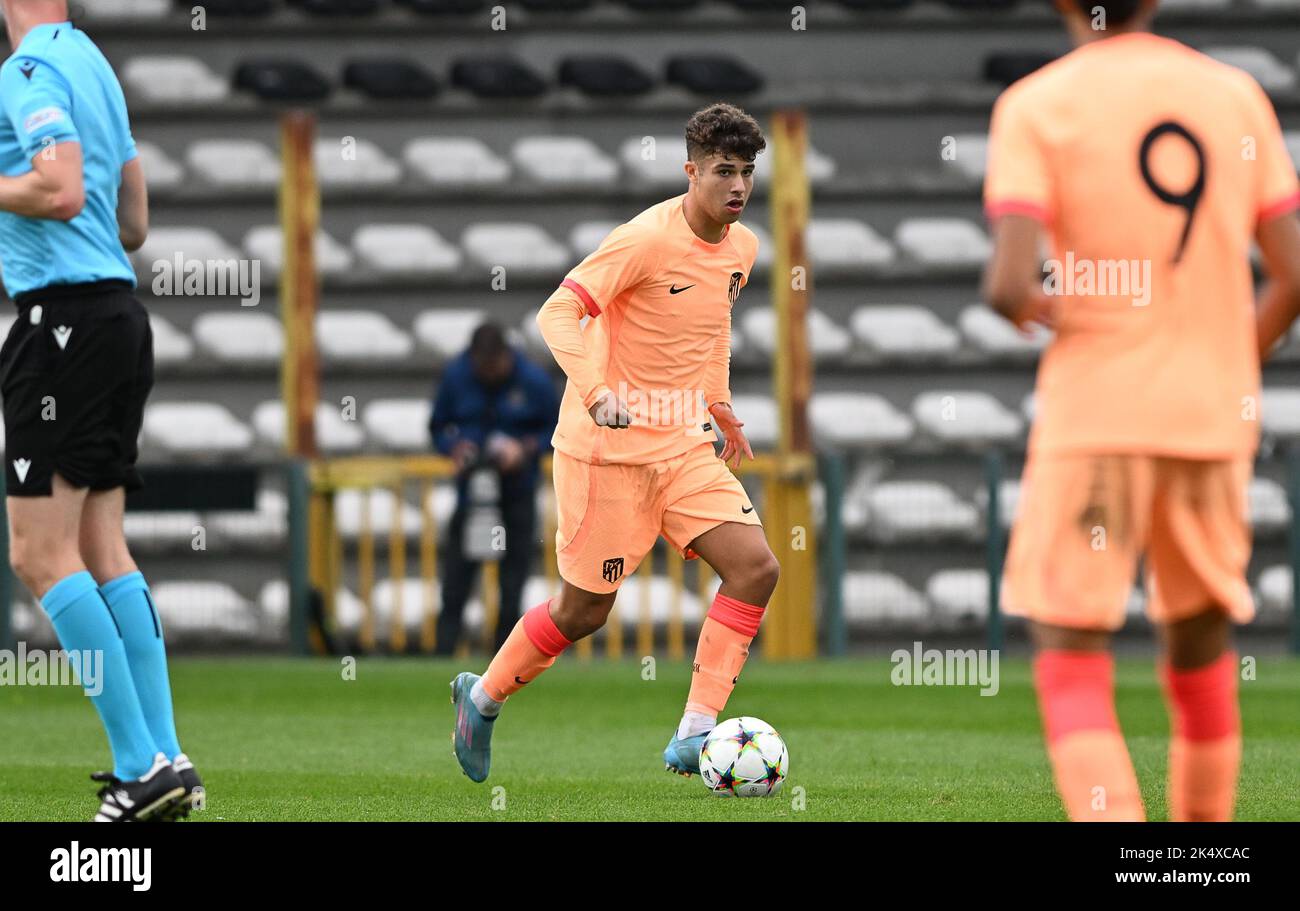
[420,479,438,653]
[768,110,818,659]
[278,111,320,459]
[389,482,407,653]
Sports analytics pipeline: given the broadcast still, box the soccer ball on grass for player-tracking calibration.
[698,716,788,797]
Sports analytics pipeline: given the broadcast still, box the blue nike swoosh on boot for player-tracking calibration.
[663,730,709,776]
[450,672,495,783]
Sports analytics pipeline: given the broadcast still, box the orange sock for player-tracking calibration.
[1162,651,1240,822]
[481,600,572,704]
[684,593,766,717]
[1034,650,1145,821]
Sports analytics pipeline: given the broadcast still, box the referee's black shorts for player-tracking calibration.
[0,280,154,497]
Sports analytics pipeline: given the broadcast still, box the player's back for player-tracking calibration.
[0,21,136,296]
[985,33,1299,459]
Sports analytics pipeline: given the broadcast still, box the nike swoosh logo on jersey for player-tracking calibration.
[669,284,695,294]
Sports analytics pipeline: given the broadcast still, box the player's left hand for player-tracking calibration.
[709,402,753,469]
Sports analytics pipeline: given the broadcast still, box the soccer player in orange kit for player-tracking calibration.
[451,103,779,782]
[983,0,1300,820]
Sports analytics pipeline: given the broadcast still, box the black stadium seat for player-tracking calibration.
[343,59,439,100]
[178,0,273,14]
[234,60,332,102]
[837,0,914,10]
[622,0,700,10]
[942,0,1020,10]
[665,55,763,95]
[558,56,655,97]
[982,51,1057,87]
[396,0,487,13]
[450,57,548,99]
[520,0,596,10]
[293,0,383,14]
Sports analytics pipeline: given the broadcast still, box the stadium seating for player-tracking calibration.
[851,305,962,359]
[352,224,463,276]
[912,390,1024,446]
[251,400,366,453]
[315,311,414,364]
[121,56,229,104]
[404,136,512,185]
[186,139,281,188]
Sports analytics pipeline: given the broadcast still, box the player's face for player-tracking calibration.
[692,154,755,225]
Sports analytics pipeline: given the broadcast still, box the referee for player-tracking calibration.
[0,1,200,821]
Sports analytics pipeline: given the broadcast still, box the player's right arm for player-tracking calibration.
[1241,75,1300,360]
[0,57,84,221]
[981,86,1055,333]
[117,156,148,252]
[536,221,659,428]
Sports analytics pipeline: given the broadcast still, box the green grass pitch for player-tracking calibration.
[1,655,1297,821]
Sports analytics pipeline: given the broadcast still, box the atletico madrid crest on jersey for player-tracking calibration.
[728,271,743,304]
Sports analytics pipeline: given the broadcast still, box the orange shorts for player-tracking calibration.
[553,442,761,593]
[1002,453,1255,631]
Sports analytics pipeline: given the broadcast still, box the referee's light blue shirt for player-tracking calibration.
[0,21,137,298]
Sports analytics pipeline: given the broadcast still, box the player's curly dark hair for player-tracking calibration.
[684,103,766,164]
[1073,0,1143,26]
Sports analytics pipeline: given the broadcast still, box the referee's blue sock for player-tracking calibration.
[100,571,182,761]
[41,570,158,780]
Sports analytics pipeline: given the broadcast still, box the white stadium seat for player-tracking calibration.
[259,579,362,629]
[1204,46,1295,90]
[123,511,202,551]
[207,489,289,550]
[315,137,403,187]
[843,571,928,626]
[1260,387,1300,438]
[912,390,1024,445]
[404,137,511,185]
[352,224,462,277]
[726,394,779,449]
[753,142,837,185]
[619,135,688,186]
[192,311,284,365]
[942,133,988,181]
[243,225,353,279]
[186,139,280,188]
[974,478,1022,529]
[810,392,914,448]
[144,402,253,455]
[134,141,185,190]
[511,136,619,185]
[739,306,853,361]
[413,309,488,361]
[568,221,620,259]
[851,305,961,358]
[864,481,980,541]
[927,569,990,624]
[461,223,569,276]
[316,310,414,364]
[150,582,257,637]
[148,314,194,366]
[597,574,705,625]
[894,217,992,266]
[86,0,172,21]
[806,219,896,270]
[960,305,1051,358]
[333,489,423,539]
[252,400,365,454]
[364,399,433,452]
[1249,477,1291,533]
[1255,565,1292,618]
[425,484,459,527]
[121,56,229,104]
[133,227,242,274]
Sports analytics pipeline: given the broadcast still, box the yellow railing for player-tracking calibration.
[307,452,817,658]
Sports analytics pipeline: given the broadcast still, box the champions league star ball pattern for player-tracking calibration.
[699,716,788,797]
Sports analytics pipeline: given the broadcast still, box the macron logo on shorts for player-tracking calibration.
[52,325,72,349]
[12,459,30,483]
